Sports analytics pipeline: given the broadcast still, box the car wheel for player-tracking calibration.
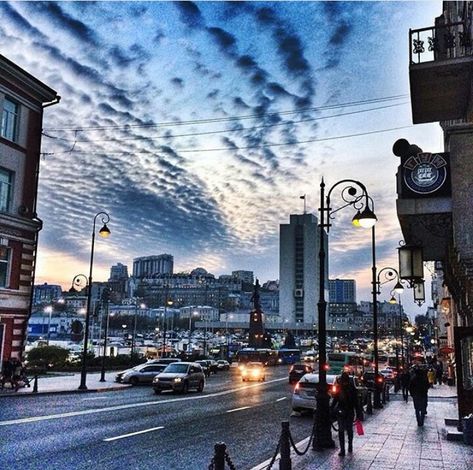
[130,377,139,386]
[154,389,161,395]
[197,380,204,392]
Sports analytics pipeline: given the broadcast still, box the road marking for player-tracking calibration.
[81,397,108,401]
[276,397,287,402]
[104,426,164,442]
[226,406,251,413]
[0,377,287,426]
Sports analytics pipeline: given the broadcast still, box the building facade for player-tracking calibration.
[231,270,254,285]
[32,283,62,306]
[279,213,326,325]
[132,254,173,278]
[329,279,356,303]
[0,55,59,363]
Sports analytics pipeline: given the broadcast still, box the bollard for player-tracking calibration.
[32,375,38,394]
[382,385,387,404]
[279,420,292,470]
[213,442,226,470]
[386,385,390,402]
[366,391,373,415]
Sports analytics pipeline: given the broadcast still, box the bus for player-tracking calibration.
[327,352,365,375]
[236,348,278,366]
[276,348,301,365]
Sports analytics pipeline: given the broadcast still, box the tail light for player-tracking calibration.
[324,364,330,371]
[376,376,384,384]
[331,384,338,394]
[294,383,300,395]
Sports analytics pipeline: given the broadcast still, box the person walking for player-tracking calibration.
[427,367,436,388]
[409,367,429,426]
[436,361,444,385]
[400,368,410,403]
[331,372,362,456]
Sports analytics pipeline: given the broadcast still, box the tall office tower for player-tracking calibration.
[133,254,173,278]
[329,279,357,303]
[109,263,129,281]
[232,270,254,285]
[279,213,327,325]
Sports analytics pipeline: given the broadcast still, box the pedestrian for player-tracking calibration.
[427,368,436,388]
[409,367,429,426]
[330,372,362,456]
[436,361,443,386]
[400,368,410,403]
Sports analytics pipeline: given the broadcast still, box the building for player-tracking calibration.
[279,213,326,325]
[329,279,356,303]
[231,270,254,285]
[398,1,473,422]
[132,254,173,278]
[107,263,129,303]
[0,55,59,363]
[33,283,62,305]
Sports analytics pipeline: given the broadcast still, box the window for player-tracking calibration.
[0,168,13,212]
[1,97,19,142]
[0,245,10,288]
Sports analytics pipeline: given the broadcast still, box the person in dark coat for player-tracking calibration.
[436,361,444,385]
[400,369,410,403]
[409,367,429,426]
[331,372,361,456]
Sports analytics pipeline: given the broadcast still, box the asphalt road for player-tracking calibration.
[0,366,314,469]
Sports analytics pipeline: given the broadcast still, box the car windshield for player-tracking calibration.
[164,363,189,374]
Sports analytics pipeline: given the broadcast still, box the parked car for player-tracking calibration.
[217,360,230,371]
[334,374,369,408]
[195,360,211,377]
[292,373,338,412]
[362,371,384,392]
[115,363,167,385]
[152,362,205,394]
[204,359,219,374]
[289,363,314,384]
[241,362,265,382]
[150,358,181,365]
[380,367,395,383]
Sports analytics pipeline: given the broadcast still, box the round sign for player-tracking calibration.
[403,153,448,195]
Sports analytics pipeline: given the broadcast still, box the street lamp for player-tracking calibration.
[131,299,146,357]
[313,178,376,451]
[44,306,53,345]
[76,211,111,391]
[188,310,199,356]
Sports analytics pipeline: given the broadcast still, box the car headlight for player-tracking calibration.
[153,377,159,383]
[174,377,182,383]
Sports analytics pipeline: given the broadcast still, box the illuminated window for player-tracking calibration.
[0,245,10,288]
[0,168,13,212]
[1,97,19,142]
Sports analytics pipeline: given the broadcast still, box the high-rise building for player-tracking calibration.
[232,270,254,285]
[133,254,173,278]
[279,213,327,325]
[0,55,59,362]
[33,283,63,305]
[109,263,129,280]
[329,279,356,303]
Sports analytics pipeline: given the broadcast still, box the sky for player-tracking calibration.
[1,1,443,317]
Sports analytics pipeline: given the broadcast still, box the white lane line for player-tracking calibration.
[276,397,287,402]
[103,426,164,442]
[0,377,287,426]
[226,406,251,413]
[81,397,108,401]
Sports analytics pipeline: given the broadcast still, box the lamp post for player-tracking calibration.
[313,178,377,451]
[161,278,172,358]
[131,299,146,357]
[76,211,111,391]
[44,306,53,345]
[100,288,111,382]
[372,266,404,407]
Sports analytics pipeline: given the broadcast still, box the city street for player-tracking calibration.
[0,366,312,469]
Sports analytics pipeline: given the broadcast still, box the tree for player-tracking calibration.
[27,346,70,369]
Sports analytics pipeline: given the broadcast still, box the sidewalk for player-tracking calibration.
[0,372,131,397]
[255,385,472,470]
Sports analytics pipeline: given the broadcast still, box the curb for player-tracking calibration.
[0,384,132,398]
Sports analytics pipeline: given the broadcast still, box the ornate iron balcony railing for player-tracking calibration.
[409,21,472,64]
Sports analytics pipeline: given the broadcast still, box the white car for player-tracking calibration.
[292,373,338,412]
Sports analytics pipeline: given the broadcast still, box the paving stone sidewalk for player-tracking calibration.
[256,386,472,470]
[0,371,130,396]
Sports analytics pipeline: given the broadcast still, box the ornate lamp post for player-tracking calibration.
[373,267,404,406]
[76,211,110,390]
[313,178,377,451]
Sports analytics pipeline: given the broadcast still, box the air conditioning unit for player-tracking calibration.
[294,288,304,298]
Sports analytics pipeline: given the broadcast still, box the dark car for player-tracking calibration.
[195,360,211,377]
[362,371,384,392]
[152,362,205,394]
[289,363,314,384]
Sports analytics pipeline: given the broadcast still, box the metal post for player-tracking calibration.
[366,391,373,415]
[162,283,168,357]
[131,299,138,357]
[100,295,110,382]
[279,421,292,470]
[313,178,335,450]
[32,375,38,393]
[371,226,382,409]
[213,442,226,470]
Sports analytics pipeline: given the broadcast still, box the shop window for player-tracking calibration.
[0,245,10,288]
[1,97,19,142]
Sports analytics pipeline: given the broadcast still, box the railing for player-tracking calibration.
[409,21,472,64]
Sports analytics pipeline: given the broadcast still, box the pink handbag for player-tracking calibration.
[355,419,364,436]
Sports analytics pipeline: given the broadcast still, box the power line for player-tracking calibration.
[42,94,408,132]
[42,101,408,144]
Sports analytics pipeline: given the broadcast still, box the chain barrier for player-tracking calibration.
[224,451,237,470]
[264,442,280,470]
[208,458,215,470]
[287,423,315,456]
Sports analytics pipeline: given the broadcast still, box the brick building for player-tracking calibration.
[0,55,59,363]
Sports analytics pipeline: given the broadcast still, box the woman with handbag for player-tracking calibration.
[330,372,362,456]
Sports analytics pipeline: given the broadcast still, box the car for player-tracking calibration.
[241,362,265,382]
[195,360,211,377]
[334,374,369,408]
[204,359,219,374]
[217,360,230,371]
[362,371,385,392]
[152,362,205,394]
[115,363,167,385]
[292,373,338,412]
[380,367,395,383]
[289,363,314,384]
[149,357,181,365]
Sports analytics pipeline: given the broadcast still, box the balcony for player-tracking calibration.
[409,21,473,124]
